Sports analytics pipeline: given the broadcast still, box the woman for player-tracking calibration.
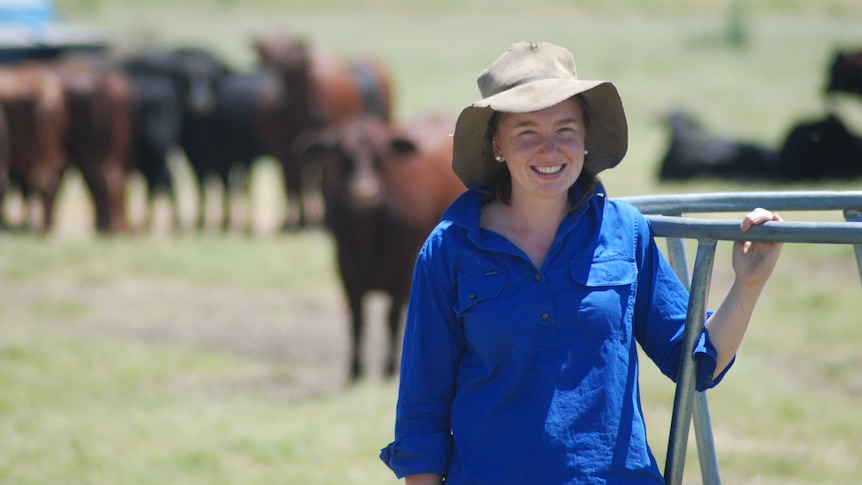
[380,41,782,484]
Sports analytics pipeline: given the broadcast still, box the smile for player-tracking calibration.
[533,164,564,174]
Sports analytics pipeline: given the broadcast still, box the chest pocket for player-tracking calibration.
[453,271,506,315]
[453,270,518,357]
[569,258,636,341]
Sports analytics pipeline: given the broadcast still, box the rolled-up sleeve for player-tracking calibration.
[634,216,735,392]
[380,234,463,478]
[693,328,734,391]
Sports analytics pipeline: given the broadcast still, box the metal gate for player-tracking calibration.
[618,190,862,485]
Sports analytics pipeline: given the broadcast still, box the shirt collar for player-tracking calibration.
[442,182,607,244]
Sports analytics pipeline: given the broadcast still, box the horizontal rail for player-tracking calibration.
[620,191,862,215]
[646,217,862,245]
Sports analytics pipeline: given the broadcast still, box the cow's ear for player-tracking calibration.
[304,142,336,161]
[390,138,417,156]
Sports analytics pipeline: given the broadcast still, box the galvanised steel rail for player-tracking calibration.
[617,191,862,485]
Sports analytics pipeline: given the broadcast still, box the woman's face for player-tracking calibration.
[492,97,586,203]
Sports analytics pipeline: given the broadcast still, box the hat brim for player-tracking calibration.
[452,80,628,189]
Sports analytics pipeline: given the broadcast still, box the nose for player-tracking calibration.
[538,134,560,156]
[349,160,385,208]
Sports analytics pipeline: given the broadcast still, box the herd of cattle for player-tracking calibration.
[0,32,467,381]
[658,47,862,182]
[0,32,407,233]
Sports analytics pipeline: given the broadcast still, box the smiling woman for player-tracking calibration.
[380,41,782,485]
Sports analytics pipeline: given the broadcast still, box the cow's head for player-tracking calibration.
[304,115,417,217]
[826,49,862,97]
[253,33,310,72]
[172,48,230,118]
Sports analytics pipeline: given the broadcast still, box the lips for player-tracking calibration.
[533,164,564,174]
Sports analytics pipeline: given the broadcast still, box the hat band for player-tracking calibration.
[486,70,570,97]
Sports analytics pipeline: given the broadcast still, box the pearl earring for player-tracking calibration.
[584,149,589,156]
[495,155,503,162]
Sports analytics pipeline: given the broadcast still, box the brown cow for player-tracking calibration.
[305,112,465,383]
[253,33,394,230]
[0,62,68,232]
[53,57,132,233]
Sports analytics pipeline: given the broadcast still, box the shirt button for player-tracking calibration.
[469,293,477,300]
[541,312,549,321]
[534,273,542,281]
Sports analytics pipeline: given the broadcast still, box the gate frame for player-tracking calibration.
[618,190,862,484]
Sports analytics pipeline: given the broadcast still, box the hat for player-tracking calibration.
[451,41,628,188]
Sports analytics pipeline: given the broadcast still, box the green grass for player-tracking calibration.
[0,324,397,485]
[4,1,862,483]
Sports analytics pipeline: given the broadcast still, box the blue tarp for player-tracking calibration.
[0,0,55,28]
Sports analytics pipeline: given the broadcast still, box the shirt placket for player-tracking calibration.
[531,269,561,362]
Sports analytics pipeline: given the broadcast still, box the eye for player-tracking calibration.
[557,125,581,136]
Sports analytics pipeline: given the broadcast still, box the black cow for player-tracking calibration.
[121,47,234,230]
[777,114,862,180]
[121,58,183,230]
[657,111,778,181]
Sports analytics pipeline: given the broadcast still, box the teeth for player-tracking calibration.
[535,165,563,174]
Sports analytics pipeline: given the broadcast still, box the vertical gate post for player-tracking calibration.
[665,239,717,485]
[664,236,722,485]
[843,209,862,286]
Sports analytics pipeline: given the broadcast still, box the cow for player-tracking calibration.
[304,112,465,383]
[120,55,184,231]
[121,47,232,230]
[826,48,862,97]
[0,61,68,232]
[0,105,9,224]
[657,111,779,181]
[776,113,862,180]
[122,46,293,233]
[253,33,395,230]
[53,57,132,233]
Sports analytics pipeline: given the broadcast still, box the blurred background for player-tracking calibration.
[1,1,861,483]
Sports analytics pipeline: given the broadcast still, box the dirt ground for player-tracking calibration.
[1,253,397,399]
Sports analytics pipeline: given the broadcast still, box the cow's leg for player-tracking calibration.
[280,157,304,231]
[234,166,254,235]
[104,160,128,233]
[195,173,208,231]
[385,296,405,379]
[346,290,365,383]
[220,170,233,232]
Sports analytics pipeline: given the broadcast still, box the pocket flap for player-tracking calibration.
[453,270,505,314]
[570,258,636,287]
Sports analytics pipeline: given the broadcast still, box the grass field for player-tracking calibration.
[2,1,862,483]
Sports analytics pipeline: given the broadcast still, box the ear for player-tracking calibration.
[304,142,332,160]
[390,138,417,156]
[296,129,336,160]
[491,137,503,160]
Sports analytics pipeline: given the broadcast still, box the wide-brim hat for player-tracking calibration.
[452,41,628,188]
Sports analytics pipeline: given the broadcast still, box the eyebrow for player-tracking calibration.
[510,117,581,129]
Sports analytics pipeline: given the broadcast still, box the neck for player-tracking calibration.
[507,191,571,232]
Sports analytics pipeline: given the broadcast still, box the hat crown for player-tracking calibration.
[478,41,578,98]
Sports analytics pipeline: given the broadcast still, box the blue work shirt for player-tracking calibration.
[381,184,730,484]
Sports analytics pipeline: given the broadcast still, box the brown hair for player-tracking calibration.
[478,95,598,209]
